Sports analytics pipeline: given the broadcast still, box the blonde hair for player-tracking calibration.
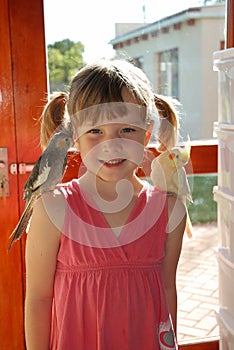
[67,60,153,126]
[40,59,179,151]
[154,94,179,152]
[40,92,68,150]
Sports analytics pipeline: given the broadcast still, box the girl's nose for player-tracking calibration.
[102,139,123,154]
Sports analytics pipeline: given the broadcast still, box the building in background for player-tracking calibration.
[109,4,225,141]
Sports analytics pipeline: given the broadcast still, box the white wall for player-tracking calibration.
[112,5,225,141]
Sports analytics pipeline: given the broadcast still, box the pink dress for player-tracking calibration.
[50,179,177,350]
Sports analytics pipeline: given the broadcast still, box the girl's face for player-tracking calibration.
[75,91,152,184]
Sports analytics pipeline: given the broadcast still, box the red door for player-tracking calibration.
[0,0,47,348]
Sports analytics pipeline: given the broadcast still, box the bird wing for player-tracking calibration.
[151,155,176,191]
[23,154,54,201]
[28,159,52,191]
[174,167,192,202]
[40,153,68,191]
[151,157,167,190]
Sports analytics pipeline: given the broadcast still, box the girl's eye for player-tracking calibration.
[88,129,102,134]
[121,127,136,133]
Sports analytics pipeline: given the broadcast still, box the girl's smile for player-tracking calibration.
[99,158,126,167]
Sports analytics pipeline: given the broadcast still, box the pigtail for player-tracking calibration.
[40,92,68,150]
[154,94,180,152]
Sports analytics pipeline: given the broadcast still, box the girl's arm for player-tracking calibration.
[162,195,186,334]
[25,192,63,350]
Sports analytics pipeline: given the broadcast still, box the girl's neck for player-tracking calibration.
[79,171,145,233]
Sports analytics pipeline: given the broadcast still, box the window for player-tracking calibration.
[158,48,179,99]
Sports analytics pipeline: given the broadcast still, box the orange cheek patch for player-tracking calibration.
[169,153,175,160]
[58,139,66,147]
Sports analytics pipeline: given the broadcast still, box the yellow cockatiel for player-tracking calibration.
[150,145,193,238]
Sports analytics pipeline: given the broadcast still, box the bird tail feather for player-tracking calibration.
[8,195,38,253]
[185,210,193,238]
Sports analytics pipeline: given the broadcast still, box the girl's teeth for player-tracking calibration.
[105,159,123,165]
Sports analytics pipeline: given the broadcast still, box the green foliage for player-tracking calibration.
[47,39,85,92]
[187,174,217,224]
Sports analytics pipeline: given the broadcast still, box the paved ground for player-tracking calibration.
[176,222,219,343]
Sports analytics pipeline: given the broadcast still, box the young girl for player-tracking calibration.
[25,59,186,350]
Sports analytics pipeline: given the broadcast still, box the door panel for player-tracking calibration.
[9,0,47,213]
[0,0,47,348]
[0,1,25,349]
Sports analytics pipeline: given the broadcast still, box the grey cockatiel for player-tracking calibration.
[8,123,74,252]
